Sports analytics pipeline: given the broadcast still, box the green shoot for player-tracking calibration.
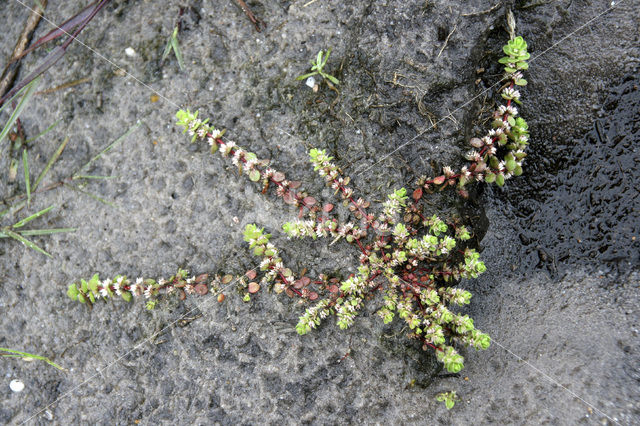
[0,347,66,371]
[162,26,185,71]
[1,205,75,257]
[296,49,340,85]
[26,119,60,144]
[436,391,459,410]
[0,76,41,149]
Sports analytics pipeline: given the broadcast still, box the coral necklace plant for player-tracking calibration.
[67,36,530,374]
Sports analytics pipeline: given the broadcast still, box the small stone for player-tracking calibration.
[305,76,316,89]
[124,47,136,57]
[10,379,24,393]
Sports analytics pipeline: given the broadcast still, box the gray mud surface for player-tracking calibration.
[1,0,638,424]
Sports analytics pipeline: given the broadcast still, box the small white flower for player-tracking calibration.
[99,287,109,298]
[443,166,454,177]
[144,287,153,299]
[210,129,222,140]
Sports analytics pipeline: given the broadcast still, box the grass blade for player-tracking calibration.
[0,76,41,147]
[0,347,66,371]
[64,183,116,207]
[73,120,141,176]
[23,149,31,204]
[0,227,75,238]
[162,29,174,61]
[26,119,60,144]
[171,35,185,70]
[4,229,51,257]
[12,205,54,228]
[33,136,69,191]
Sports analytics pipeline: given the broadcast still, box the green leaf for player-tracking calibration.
[0,76,41,147]
[67,284,79,300]
[63,183,116,207]
[171,33,185,71]
[4,229,51,257]
[0,347,65,371]
[121,291,132,302]
[249,169,261,182]
[296,72,317,81]
[325,74,340,85]
[26,119,60,144]
[0,227,75,238]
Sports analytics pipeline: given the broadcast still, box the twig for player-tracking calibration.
[437,22,458,58]
[36,77,91,95]
[461,3,501,17]
[234,0,266,32]
[0,0,47,100]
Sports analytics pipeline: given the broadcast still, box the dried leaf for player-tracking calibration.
[194,283,208,295]
[433,175,445,185]
[248,282,260,294]
[412,187,423,201]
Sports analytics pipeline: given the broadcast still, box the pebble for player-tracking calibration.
[10,379,24,393]
[305,76,316,89]
[124,47,137,57]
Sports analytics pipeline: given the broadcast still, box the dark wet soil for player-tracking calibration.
[493,73,640,277]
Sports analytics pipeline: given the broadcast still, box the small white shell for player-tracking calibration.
[10,379,25,393]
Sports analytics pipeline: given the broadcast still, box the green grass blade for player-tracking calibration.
[64,183,116,207]
[0,76,41,147]
[0,227,75,238]
[23,149,31,204]
[12,205,54,228]
[33,136,69,191]
[171,35,185,71]
[0,347,66,371]
[4,229,51,257]
[162,27,176,61]
[26,119,60,144]
[73,120,141,177]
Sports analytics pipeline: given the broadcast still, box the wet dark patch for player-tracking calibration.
[494,73,640,276]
